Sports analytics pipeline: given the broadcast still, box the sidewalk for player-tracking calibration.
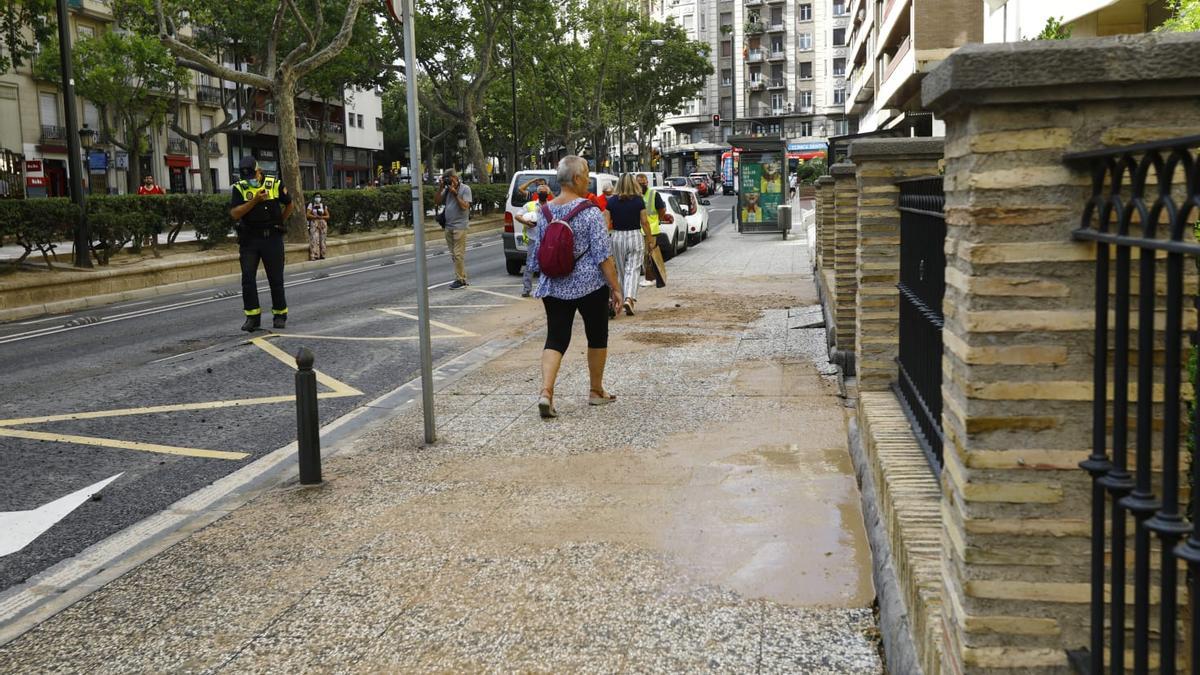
[0,223,882,672]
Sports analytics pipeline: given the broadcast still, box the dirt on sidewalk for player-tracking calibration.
[0,229,882,673]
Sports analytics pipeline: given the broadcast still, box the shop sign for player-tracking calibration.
[786,141,827,152]
[25,160,42,173]
[26,176,47,187]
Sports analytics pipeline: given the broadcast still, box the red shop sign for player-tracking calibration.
[26,176,47,187]
[25,160,42,173]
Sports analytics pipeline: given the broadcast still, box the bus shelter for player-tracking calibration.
[729,135,789,238]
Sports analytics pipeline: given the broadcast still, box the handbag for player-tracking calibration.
[436,207,447,228]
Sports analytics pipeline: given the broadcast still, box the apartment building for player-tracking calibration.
[2,3,383,197]
[653,0,852,176]
[983,0,1171,42]
[844,0,982,134]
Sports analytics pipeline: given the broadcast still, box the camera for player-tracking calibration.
[442,175,453,188]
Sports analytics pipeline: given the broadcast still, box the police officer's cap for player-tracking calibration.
[238,155,258,179]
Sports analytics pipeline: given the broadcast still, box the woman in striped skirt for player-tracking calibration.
[603,173,656,316]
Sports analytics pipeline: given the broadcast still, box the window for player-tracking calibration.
[833,28,846,45]
[721,68,732,86]
[770,64,783,81]
[770,7,783,25]
[77,24,94,39]
[720,41,732,57]
[691,128,703,143]
[798,32,812,50]
[833,57,846,76]
[833,0,847,16]
[799,61,813,79]
[835,118,849,135]
[83,102,100,132]
[721,97,732,117]
[376,117,383,131]
[834,88,846,104]
[39,92,59,126]
[768,122,781,135]
[800,90,813,108]
[771,38,783,54]
[201,114,214,133]
[799,3,812,20]
[682,14,694,33]
[770,93,784,110]
[720,11,732,28]
[357,113,364,128]
[800,121,812,136]
[750,67,762,83]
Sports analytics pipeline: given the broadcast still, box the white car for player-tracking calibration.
[502,170,618,275]
[657,192,690,261]
[658,186,709,246]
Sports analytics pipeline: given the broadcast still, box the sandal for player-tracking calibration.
[538,393,558,418]
[588,390,617,406]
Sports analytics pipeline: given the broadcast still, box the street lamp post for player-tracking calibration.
[509,0,519,178]
[79,125,95,194]
[56,0,91,268]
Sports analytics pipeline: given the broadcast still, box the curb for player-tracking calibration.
[0,222,505,323]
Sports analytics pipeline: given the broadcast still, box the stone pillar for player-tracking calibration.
[815,175,835,273]
[831,163,858,375]
[848,138,944,392]
[922,33,1200,673]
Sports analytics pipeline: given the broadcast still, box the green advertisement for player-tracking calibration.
[738,152,784,226]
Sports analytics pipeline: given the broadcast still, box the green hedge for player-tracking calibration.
[1,182,507,266]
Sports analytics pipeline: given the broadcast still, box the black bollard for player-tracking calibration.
[295,347,322,484]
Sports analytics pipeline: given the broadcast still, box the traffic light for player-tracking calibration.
[711,114,721,128]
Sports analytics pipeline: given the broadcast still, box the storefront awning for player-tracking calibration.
[164,155,192,168]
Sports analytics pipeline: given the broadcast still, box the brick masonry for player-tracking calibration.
[831,163,858,374]
[848,139,945,392]
[923,33,1200,673]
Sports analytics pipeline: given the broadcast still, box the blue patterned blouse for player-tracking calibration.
[527,198,612,300]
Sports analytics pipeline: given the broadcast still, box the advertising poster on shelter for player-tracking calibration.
[738,152,783,226]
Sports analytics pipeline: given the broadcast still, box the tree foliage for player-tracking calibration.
[1034,16,1072,40]
[0,0,54,72]
[1157,0,1200,31]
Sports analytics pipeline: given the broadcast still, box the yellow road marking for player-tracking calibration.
[399,304,509,309]
[0,428,250,461]
[466,287,526,301]
[251,336,364,396]
[375,309,477,337]
[271,334,468,342]
[0,392,357,427]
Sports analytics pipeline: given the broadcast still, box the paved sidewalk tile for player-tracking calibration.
[0,224,882,673]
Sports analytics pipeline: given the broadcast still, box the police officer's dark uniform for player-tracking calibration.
[230,156,292,331]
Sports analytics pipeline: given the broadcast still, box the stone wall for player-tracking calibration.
[848,139,944,393]
[831,163,858,374]
[922,33,1200,673]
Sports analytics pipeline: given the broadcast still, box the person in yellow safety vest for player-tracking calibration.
[516,183,553,297]
[229,155,294,332]
[636,173,668,287]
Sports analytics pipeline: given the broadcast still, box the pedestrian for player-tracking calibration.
[137,175,164,196]
[636,172,668,288]
[306,193,330,260]
[789,171,798,200]
[229,156,293,332]
[527,155,623,419]
[603,173,655,316]
[434,169,472,289]
[516,182,553,297]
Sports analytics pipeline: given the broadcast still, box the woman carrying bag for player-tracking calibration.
[603,173,654,316]
[306,193,331,260]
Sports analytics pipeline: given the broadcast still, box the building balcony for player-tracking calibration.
[167,138,189,154]
[39,125,66,144]
[208,140,222,156]
[747,49,764,62]
[770,108,788,117]
[745,0,762,5]
[797,105,814,115]
[767,50,786,61]
[744,21,765,35]
[197,85,223,107]
[768,23,785,32]
[876,36,914,110]
[768,79,787,90]
[748,80,766,92]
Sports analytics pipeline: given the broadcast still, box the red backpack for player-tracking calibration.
[537,200,595,278]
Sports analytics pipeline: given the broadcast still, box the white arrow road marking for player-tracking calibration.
[0,474,123,557]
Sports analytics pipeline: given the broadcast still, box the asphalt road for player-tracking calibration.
[0,196,738,592]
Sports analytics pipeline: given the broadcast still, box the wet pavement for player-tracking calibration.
[0,214,882,672]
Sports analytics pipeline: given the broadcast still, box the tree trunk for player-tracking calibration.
[274,82,307,242]
[125,116,140,195]
[463,112,489,184]
[316,100,329,190]
[196,143,213,194]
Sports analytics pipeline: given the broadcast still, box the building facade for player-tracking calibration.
[653,0,852,176]
[2,2,384,198]
[983,0,1170,43]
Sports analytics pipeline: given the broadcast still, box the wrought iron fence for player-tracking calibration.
[895,177,946,473]
[1067,134,1200,674]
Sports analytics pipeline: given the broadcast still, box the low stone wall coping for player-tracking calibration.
[848,138,945,161]
[816,176,835,186]
[830,162,857,177]
[923,31,1200,115]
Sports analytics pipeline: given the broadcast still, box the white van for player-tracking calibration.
[503,170,618,275]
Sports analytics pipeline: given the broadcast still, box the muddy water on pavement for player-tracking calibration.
[443,359,874,608]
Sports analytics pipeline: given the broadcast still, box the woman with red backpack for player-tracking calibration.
[526,155,623,419]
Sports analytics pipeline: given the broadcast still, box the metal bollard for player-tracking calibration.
[295,347,322,485]
[778,204,792,241]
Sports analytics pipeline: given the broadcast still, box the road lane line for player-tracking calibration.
[375,308,476,337]
[0,428,249,461]
[466,287,525,301]
[399,304,508,309]
[249,336,364,396]
[15,317,63,326]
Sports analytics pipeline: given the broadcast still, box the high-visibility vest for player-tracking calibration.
[233,178,281,202]
[644,188,661,235]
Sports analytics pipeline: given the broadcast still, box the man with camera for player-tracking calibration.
[229,155,294,331]
[434,169,472,289]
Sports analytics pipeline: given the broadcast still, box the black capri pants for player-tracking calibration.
[543,286,610,354]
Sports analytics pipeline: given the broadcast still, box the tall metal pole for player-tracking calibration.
[730,32,737,137]
[618,100,624,174]
[399,0,436,444]
[509,2,519,177]
[56,0,90,268]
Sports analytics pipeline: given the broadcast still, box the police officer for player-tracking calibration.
[229,155,294,331]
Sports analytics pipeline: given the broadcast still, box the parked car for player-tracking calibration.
[656,192,690,261]
[665,176,690,188]
[688,172,714,196]
[659,186,710,245]
[502,170,618,275]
